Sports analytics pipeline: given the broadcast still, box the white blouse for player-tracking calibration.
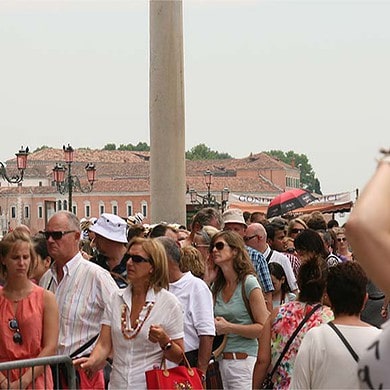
[101,286,184,389]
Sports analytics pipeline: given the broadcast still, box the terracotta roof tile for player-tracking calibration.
[2,148,292,195]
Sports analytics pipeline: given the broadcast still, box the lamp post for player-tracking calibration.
[221,187,230,212]
[189,170,230,210]
[0,147,29,184]
[52,144,96,212]
[204,170,213,206]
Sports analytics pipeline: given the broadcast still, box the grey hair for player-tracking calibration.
[156,236,181,264]
[57,211,81,232]
[196,225,219,245]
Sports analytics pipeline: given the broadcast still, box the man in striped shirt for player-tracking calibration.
[40,211,118,389]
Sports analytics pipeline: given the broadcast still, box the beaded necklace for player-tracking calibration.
[121,301,154,340]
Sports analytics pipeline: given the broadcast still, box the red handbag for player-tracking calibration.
[145,354,204,390]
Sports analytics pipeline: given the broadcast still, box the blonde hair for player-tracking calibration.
[128,237,169,290]
[0,230,37,279]
[180,246,205,278]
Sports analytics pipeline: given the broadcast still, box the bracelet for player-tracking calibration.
[160,338,173,351]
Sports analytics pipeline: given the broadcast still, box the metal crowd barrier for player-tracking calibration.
[0,354,76,389]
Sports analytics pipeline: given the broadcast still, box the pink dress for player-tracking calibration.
[0,284,53,389]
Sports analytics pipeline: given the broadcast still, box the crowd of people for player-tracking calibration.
[1,151,390,389]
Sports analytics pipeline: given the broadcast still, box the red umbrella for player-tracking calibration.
[266,189,317,218]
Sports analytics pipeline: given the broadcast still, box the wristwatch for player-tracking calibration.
[161,338,173,351]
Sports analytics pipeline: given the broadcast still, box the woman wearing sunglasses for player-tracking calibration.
[0,229,59,389]
[286,218,308,239]
[210,230,269,390]
[74,237,185,389]
[334,227,353,261]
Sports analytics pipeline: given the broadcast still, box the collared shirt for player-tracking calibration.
[91,253,128,288]
[101,286,184,389]
[169,271,215,352]
[40,252,119,356]
[262,246,298,292]
[246,246,274,293]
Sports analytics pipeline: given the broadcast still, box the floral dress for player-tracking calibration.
[270,301,334,389]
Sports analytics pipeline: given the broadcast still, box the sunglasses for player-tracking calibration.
[124,254,151,263]
[291,228,304,234]
[244,234,257,242]
[286,247,296,254]
[337,237,347,242]
[192,242,209,249]
[41,230,76,240]
[210,241,228,251]
[9,318,22,344]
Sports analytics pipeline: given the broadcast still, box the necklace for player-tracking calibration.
[121,301,154,340]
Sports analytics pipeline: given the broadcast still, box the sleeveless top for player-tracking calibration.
[0,284,53,389]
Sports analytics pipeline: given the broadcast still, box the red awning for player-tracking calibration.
[229,200,353,216]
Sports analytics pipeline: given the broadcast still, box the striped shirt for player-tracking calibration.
[40,252,119,356]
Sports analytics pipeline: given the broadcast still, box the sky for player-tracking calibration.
[1,0,389,196]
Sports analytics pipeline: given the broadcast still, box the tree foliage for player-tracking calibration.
[103,143,117,150]
[33,145,50,153]
[185,143,231,160]
[102,142,150,151]
[265,150,322,194]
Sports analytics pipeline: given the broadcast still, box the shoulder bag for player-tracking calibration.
[327,322,359,362]
[262,303,322,389]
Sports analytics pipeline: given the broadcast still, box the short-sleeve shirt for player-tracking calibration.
[169,271,215,351]
[101,286,184,389]
[39,253,119,356]
[291,323,381,389]
[214,274,261,357]
[271,301,334,389]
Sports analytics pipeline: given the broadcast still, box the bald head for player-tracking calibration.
[244,223,267,252]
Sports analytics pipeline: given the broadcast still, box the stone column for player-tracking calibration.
[149,0,186,225]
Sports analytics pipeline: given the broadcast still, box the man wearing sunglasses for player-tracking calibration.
[247,223,298,295]
[39,211,119,389]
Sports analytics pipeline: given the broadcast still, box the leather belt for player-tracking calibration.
[222,352,248,360]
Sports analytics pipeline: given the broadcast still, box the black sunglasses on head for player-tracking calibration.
[40,230,76,240]
[9,318,22,344]
[124,254,151,263]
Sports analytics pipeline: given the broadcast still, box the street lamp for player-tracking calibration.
[52,144,97,211]
[204,170,213,205]
[221,187,230,212]
[188,170,230,210]
[0,146,29,184]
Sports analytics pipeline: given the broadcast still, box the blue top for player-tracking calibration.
[246,246,274,293]
[214,274,261,357]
